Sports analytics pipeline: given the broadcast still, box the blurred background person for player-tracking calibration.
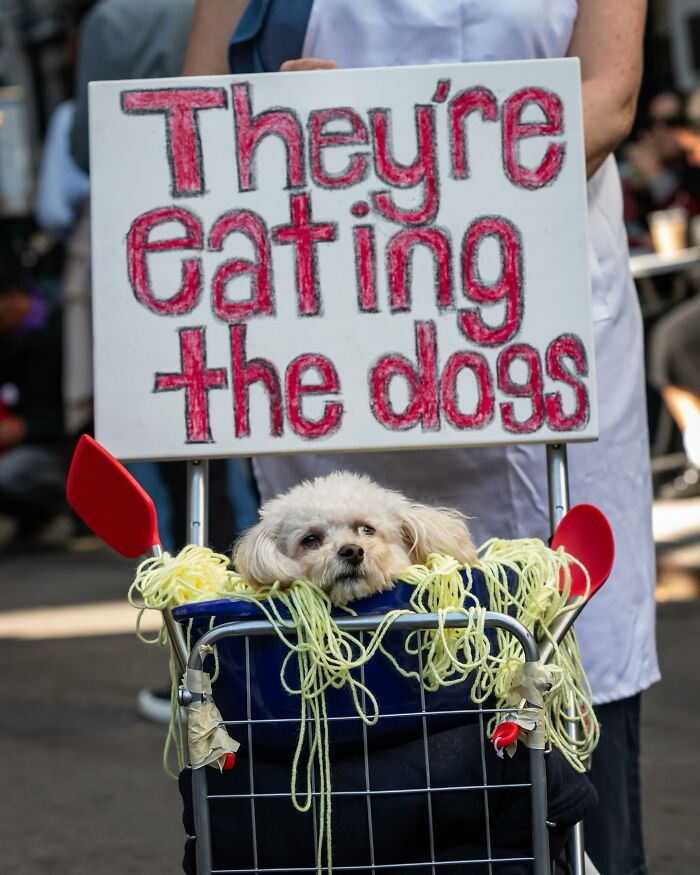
[647,88,700,498]
[68,0,258,561]
[69,0,195,173]
[622,89,692,247]
[650,292,700,496]
[32,1,92,439]
[622,85,700,250]
[65,0,196,439]
[66,0,260,722]
[0,250,68,550]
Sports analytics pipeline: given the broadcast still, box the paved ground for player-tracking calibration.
[1,549,182,875]
[1,510,699,874]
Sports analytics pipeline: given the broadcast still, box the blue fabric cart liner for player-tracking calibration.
[173,568,520,749]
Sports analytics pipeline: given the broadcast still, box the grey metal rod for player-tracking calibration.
[188,459,211,872]
[208,859,536,873]
[537,598,585,666]
[358,639,376,871]
[529,747,550,875]
[245,638,260,871]
[206,782,532,800]
[546,443,570,529]
[187,459,209,546]
[155,458,209,672]
[221,706,519,725]
[417,647,437,874]
[476,702,494,872]
[546,444,585,875]
[187,611,541,671]
[148,544,188,671]
[193,762,213,875]
[565,689,586,875]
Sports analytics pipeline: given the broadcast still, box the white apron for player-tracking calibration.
[254,0,660,704]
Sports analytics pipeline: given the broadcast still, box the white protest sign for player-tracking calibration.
[90,58,597,461]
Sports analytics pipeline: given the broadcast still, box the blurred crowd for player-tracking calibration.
[2,1,700,557]
[620,86,700,498]
[0,0,259,556]
[622,87,700,249]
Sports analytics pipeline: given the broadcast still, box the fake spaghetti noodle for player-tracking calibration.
[128,539,598,874]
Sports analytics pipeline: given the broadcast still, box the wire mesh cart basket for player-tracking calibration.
[67,436,599,875]
[178,610,556,875]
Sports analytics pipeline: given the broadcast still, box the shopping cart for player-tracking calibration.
[67,438,598,875]
[177,610,554,875]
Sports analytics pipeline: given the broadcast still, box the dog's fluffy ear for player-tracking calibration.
[400,503,478,566]
[233,523,298,587]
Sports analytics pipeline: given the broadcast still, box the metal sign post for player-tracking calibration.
[546,442,585,875]
[187,460,209,547]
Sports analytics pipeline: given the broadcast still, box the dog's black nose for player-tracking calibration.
[338,544,364,564]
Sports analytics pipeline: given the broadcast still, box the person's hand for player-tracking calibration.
[0,415,27,449]
[280,58,337,72]
[675,128,700,168]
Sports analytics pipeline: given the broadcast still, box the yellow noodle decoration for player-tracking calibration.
[128,540,599,874]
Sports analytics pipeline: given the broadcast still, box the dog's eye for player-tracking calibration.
[358,524,375,536]
[300,533,323,549]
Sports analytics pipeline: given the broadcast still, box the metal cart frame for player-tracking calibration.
[165,442,582,875]
[182,611,551,875]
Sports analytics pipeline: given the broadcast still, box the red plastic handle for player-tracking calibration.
[551,504,615,598]
[492,720,520,750]
[66,435,160,557]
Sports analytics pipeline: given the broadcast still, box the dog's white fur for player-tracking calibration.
[234,471,477,605]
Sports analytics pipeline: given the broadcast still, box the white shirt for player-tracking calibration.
[254,0,660,704]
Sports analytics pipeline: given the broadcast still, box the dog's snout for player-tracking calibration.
[338,544,364,564]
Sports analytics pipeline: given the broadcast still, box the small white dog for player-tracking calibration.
[234,471,477,605]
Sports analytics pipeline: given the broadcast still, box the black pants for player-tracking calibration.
[584,694,647,875]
